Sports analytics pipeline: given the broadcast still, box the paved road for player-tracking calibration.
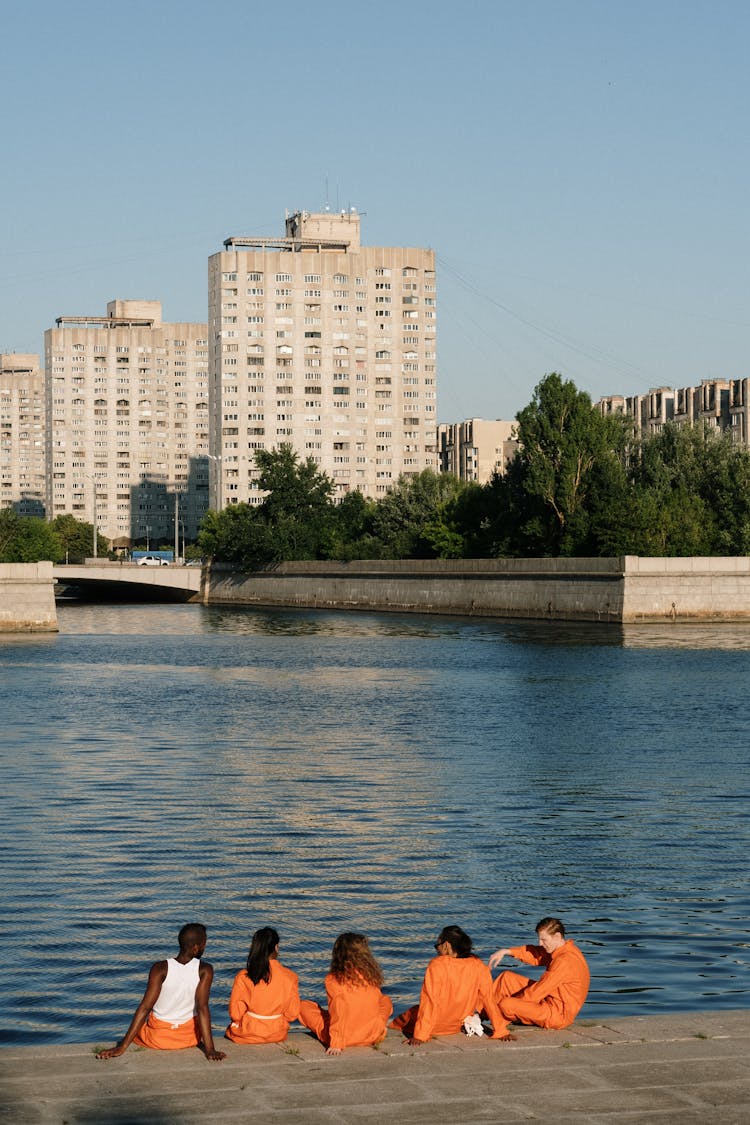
[1,1011,748,1124]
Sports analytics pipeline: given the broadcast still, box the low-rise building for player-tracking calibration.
[437,418,517,483]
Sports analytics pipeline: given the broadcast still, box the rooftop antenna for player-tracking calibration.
[324,174,330,213]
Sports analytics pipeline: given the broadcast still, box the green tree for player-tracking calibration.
[51,514,108,562]
[197,446,337,567]
[0,510,64,563]
[322,490,379,560]
[512,373,629,555]
[626,423,750,555]
[369,470,468,558]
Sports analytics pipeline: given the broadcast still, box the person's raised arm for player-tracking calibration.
[488,948,512,971]
[195,962,226,1062]
[96,961,168,1059]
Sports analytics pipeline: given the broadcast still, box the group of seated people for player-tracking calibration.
[96,917,590,1063]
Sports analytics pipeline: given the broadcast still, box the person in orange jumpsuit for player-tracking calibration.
[489,916,590,1030]
[225,926,300,1044]
[390,925,514,1045]
[95,923,225,1061]
[299,932,393,1055]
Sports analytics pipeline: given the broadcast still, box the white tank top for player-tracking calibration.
[152,958,200,1026]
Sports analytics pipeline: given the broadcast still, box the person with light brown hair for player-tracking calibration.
[299,933,392,1055]
[489,916,590,1030]
[391,925,513,1045]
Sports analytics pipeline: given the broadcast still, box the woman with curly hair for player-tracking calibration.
[225,927,300,1044]
[299,933,393,1055]
[390,925,514,1045]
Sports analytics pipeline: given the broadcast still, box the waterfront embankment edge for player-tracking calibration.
[1,1010,748,1123]
[205,556,750,623]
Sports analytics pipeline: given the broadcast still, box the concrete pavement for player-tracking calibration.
[1,1010,748,1124]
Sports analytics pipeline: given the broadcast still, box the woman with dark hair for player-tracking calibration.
[225,927,300,1044]
[299,932,393,1055]
[390,925,513,1045]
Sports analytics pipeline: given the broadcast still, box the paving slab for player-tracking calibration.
[0,1011,749,1125]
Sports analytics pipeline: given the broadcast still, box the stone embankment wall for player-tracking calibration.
[206,558,624,621]
[205,557,750,622]
[0,562,58,632]
[620,556,750,620]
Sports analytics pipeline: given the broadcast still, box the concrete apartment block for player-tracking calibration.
[598,379,734,440]
[44,301,209,549]
[208,210,437,507]
[0,354,46,517]
[437,417,517,483]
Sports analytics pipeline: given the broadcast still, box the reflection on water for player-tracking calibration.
[1,603,749,1044]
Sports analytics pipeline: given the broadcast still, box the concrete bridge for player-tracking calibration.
[52,562,204,603]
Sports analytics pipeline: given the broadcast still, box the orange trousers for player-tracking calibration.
[134,1013,201,1050]
[495,970,564,1030]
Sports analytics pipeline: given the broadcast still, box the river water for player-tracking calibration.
[1,604,748,1045]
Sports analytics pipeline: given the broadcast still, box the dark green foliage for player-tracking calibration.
[197,446,336,568]
[196,382,750,564]
[51,514,108,562]
[508,373,630,556]
[368,470,468,558]
[0,510,64,563]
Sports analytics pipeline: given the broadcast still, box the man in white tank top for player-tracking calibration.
[96,923,225,1062]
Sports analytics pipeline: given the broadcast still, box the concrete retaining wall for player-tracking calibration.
[621,556,750,620]
[205,556,750,622]
[206,557,626,622]
[0,562,58,632]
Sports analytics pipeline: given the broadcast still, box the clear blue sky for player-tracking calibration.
[2,0,749,422]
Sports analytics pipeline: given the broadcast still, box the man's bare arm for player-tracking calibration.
[195,962,226,1062]
[96,961,168,1059]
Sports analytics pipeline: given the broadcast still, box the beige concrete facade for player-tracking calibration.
[44,301,209,549]
[0,561,57,631]
[0,354,46,516]
[437,417,517,483]
[597,378,735,439]
[208,211,437,507]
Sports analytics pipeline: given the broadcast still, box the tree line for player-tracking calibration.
[198,373,750,565]
[4,372,750,565]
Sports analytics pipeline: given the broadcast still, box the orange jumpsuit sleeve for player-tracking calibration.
[326,977,352,1051]
[509,944,551,969]
[413,959,443,1042]
[279,967,301,1022]
[228,971,253,1024]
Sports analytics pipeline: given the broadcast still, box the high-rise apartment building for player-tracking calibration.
[208,210,437,507]
[44,301,210,549]
[437,418,517,484]
[0,354,46,516]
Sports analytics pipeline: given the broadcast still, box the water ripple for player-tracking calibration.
[0,603,748,1043]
